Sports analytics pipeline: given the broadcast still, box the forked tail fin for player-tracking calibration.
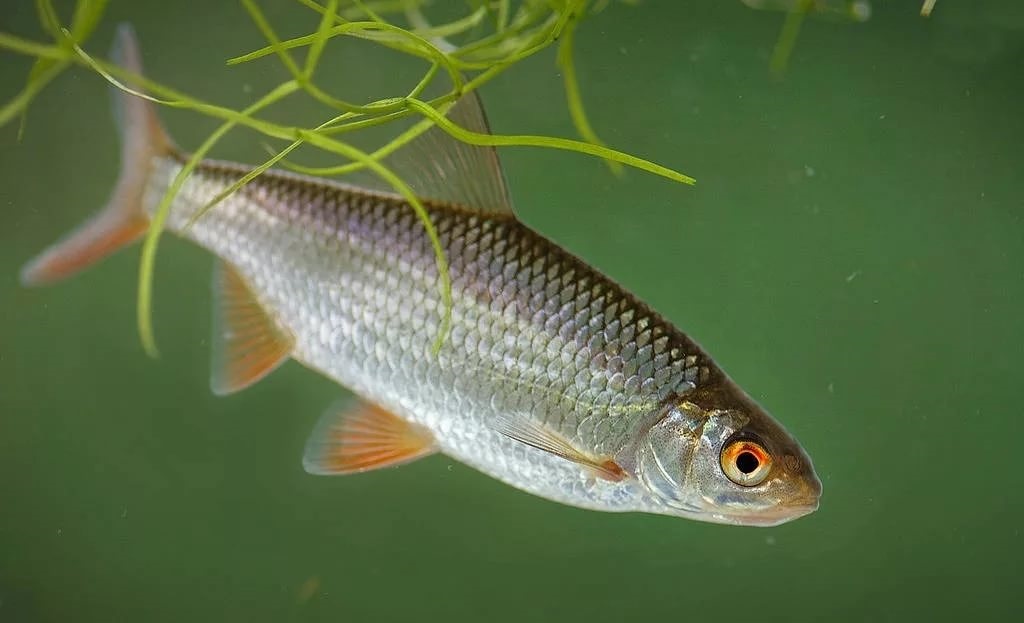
[20,24,172,286]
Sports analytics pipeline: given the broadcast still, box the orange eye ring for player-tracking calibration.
[720,439,773,487]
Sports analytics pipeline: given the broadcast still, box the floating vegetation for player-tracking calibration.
[745,0,942,75]
[739,0,872,76]
[0,0,694,356]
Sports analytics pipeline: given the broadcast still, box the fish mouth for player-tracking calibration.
[715,489,821,527]
[660,494,819,527]
[737,469,823,526]
[721,499,819,527]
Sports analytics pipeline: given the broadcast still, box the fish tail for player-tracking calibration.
[20,24,172,286]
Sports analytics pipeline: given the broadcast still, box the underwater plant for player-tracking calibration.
[743,0,940,76]
[0,0,694,355]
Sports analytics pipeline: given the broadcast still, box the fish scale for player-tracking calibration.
[147,155,707,511]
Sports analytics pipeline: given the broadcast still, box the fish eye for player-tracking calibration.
[720,438,772,487]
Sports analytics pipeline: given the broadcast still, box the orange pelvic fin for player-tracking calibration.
[303,399,437,475]
[210,260,293,396]
[20,24,172,286]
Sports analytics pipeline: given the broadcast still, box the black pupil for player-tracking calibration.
[736,451,760,474]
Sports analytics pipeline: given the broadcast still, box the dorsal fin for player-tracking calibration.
[381,93,514,216]
[303,398,437,475]
[210,260,294,395]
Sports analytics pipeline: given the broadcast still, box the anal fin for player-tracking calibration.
[303,399,437,475]
[493,414,627,482]
[211,260,293,395]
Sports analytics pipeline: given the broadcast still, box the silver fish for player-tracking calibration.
[22,26,821,526]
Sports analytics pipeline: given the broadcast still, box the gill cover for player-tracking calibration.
[635,395,822,526]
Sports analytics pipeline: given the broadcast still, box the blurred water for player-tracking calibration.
[1,2,1022,621]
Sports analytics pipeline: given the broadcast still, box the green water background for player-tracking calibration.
[1,1,1022,621]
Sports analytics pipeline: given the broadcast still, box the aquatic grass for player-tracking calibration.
[272,100,455,179]
[403,98,695,185]
[138,83,304,357]
[556,0,621,175]
[769,0,813,77]
[6,0,107,134]
[0,0,695,356]
[744,0,874,77]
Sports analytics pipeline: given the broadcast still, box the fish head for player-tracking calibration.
[635,381,821,526]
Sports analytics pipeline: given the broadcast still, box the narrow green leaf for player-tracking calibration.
[303,0,338,78]
[137,81,302,357]
[0,59,67,127]
[0,32,67,59]
[405,98,695,185]
[556,5,622,176]
[770,0,813,77]
[70,0,110,40]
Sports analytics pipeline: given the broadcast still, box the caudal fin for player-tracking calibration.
[20,24,172,286]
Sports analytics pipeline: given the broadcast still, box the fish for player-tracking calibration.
[21,25,821,527]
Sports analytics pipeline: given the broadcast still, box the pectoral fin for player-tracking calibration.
[303,399,437,475]
[493,415,626,482]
